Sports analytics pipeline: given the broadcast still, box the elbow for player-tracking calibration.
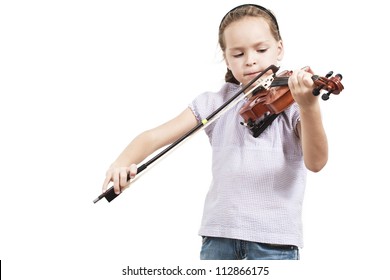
[305,158,328,173]
[307,164,325,173]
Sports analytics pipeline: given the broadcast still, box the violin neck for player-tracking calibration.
[271,76,289,87]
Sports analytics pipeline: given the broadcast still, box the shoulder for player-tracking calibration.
[194,83,240,103]
[189,83,241,120]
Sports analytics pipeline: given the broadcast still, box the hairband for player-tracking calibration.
[219,4,279,33]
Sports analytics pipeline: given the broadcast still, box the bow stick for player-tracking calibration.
[93,64,280,203]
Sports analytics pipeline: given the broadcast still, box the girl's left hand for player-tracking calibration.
[288,66,318,108]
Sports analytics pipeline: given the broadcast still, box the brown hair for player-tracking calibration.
[218,4,281,84]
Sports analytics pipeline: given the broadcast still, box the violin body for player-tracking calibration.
[239,70,293,124]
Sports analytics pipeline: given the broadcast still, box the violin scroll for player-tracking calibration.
[312,71,344,101]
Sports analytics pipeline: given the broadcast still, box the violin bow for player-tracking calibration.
[93,64,280,203]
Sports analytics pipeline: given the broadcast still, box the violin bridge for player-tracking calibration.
[260,73,276,90]
[250,73,276,96]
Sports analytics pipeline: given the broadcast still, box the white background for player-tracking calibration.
[1,0,389,279]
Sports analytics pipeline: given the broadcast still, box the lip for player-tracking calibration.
[244,71,262,77]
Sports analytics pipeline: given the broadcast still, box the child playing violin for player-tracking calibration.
[101,4,328,260]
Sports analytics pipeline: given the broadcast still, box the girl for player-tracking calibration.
[102,4,328,260]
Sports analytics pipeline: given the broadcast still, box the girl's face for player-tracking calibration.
[223,16,284,86]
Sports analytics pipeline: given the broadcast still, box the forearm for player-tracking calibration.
[299,102,328,172]
[110,130,159,168]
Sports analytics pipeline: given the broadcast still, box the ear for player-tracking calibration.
[277,40,284,61]
[224,53,231,70]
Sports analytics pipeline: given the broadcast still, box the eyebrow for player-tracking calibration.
[227,41,270,51]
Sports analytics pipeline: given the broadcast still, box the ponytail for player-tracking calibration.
[225,68,240,85]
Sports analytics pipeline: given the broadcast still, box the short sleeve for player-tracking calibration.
[188,83,240,138]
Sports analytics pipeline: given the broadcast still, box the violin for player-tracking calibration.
[94,65,344,203]
[239,68,344,137]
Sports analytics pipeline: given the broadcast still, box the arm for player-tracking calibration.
[289,67,328,172]
[102,107,198,194]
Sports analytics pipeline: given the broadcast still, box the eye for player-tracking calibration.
[232,53,243,58]
[257,49,268,53]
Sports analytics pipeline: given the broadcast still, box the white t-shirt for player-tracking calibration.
[189,82,307,247]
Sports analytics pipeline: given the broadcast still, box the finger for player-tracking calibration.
[288,71,298,91]
[302,72,314,88]
[297,70,306,86]
[120,168,129,189]
[112,171,121,194]
[102,176,112,193]
[301,66,315,88]
[129,163,138,179]
[301,66,314,74]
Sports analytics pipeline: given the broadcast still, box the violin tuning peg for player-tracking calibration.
[325,71,334,78]
[313,87,321,96]
[321,92,331,101]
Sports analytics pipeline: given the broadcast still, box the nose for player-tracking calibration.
[245,52,257,66]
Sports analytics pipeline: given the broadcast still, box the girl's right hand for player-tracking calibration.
[102,163,138,194]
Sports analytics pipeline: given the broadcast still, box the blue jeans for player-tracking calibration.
[200,237,299,260]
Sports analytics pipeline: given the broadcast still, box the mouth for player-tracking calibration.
[244,71,262,77]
